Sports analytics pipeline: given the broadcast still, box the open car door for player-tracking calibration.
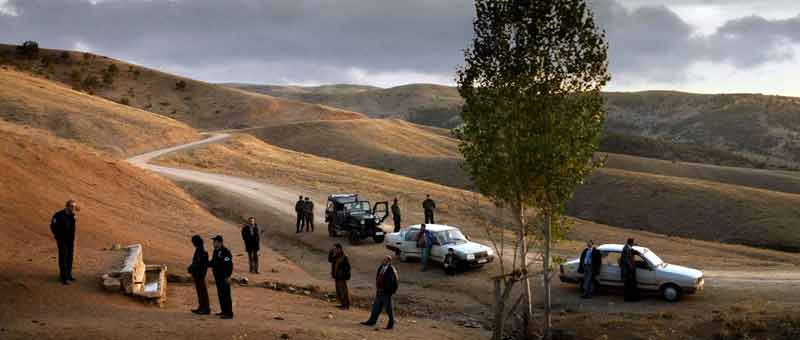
[372,201,389,224]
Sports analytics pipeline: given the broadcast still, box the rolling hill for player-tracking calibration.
[0,68,199,156]
[0,44,364,131]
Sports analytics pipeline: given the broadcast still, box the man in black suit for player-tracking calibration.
[50,200,78,285]
[295,196,304,233]
[241,217,260,274]
[577,239,602,298]
[187,235,210,314]
[362,255,399,330]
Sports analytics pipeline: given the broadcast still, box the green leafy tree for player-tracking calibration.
[457,0,609,338]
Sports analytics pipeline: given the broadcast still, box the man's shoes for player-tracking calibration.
[192,309,210,315]
[385,325,394,330]
[216,312,225,316]
[360,322,375,327]
[60,280,70,285]
[219,314,234,319]
[67,277,76,281]
[254,271,260,274]
[337,305,349,310]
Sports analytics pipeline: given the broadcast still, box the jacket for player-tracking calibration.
[295,200,303,214]
[577,247,602,275]
[422,198,436,212]
[416,229,433,248]
[210,246,234,279]
[187,235,209,277]
[241,224,260,252]
[303,201,314,214]
[50,209,76,242]
[391,203,401,219]
[328,251,351,281]
[375,264,399,295]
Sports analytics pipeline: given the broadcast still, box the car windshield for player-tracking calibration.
[639,248,664,267]
[345,201,370,214]
[434,229,468,245]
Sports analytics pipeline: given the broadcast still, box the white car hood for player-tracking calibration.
[448,242,491,255]
[659,264,703,279]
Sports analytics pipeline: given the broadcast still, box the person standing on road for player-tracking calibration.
[422,194,436,224]
[303,197,314,232]
[187,235,210,314]
[362,255,399,330]
[620,238,640,302]
[295,196,304,233]
[50,200,78,285]
[210,235,234,319]
[578,240,601,299]
[391,198,402,233]
[416,224,434,271]
[328,243,351,310]
[241,217,260,274]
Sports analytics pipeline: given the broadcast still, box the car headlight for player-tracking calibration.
[486,248,494,256]
[360,220,365,225]
[466,254,475,261]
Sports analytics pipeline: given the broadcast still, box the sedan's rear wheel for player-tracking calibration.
[398,251,408,262]
[661,284,681,302]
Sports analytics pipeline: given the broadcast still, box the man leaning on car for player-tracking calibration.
[577,240,602,298]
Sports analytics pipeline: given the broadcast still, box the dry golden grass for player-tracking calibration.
[0,69,199,156]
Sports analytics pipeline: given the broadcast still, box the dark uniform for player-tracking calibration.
[187,235,210,314]
[620,243,639,302]
[241,223,260,273]
[295,197,304,233]
[391,201,402,233]
[422,197,436,224]
[210,241,234,318]
[50,209,76,284]
[303,198,314,232]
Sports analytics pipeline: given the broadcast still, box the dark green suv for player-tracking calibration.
[325,194,389,244]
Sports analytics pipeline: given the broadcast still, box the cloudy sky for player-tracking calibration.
[2,0,800,96]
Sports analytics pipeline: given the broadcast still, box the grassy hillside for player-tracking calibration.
[0,68,200,156]
[0,43,364,130]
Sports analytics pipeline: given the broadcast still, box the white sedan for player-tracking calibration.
[385,224,495,269]
[559,244,704,302]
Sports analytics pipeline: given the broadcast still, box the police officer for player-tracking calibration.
[620,238,640,302]
[210,235,234,319]
[295,196,304,233]
[391,198,402,233]
[50,200,78,285]
[422,194,436,224]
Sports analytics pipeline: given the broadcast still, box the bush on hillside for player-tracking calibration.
[16,41,39,59]
[82,74,100,91]
[175,80,187,91]
[119,97,131,106]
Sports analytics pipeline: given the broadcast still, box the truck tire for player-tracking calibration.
[348,231,359,245]
[373,235,385,243]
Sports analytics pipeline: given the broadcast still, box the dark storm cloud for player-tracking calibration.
[0,0,799,85]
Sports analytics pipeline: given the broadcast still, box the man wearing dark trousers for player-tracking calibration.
[362,256,399,330]
[210,235,234,319]
[241,217,260,274]
[620,238,640,302]
[303,197,314,232]
[422,194,436,224]
[328,244,351,310]
[187,235,210,314]
[577,240,602,298]
[391,198,402,232]
[295,196,304,233]
[50,200,78,285]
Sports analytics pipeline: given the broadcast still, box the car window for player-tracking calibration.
[405,230,420,242]
[603,251,620,266]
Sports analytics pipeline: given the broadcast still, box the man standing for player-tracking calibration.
[241,217,260,274]
[422,194,436,224]
[303,197,314,232]
[50,200,78,285]
[362,256,399,330]
[620,238,639,302]
[295,196,304,233]
[328,244,351,310]
[577,240,601,298]
[210,235,234,319]
[391,198,402,233]
[416,224,434,271]
[187,235,210,314]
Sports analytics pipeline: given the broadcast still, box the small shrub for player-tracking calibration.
[102,71,114,85]
[175,80,187,91]
[119,97,130,106]
[81,74,100,90]
[82,52,93,61]
[16,41,39,59]
[59,51,70,61]
[132,69,141,79]
[69,70,83,89]
[159,101,170,106]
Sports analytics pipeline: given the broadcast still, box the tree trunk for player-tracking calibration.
[493,278,504,340]
[543,212,552,338]
[518,205,533,337]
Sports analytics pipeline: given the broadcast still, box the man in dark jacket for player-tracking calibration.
[422,194,436,224]
[328,243,351,309]
[241,217,260,274]
[50,200,78,285]
[391,198,402,232]
[620,238,640,302]
[303,197,314,232]
[210,235,234,319]
[295,196,304,233]
[577,240,602,298]
[187,235,210,314]
[362,255,399,330]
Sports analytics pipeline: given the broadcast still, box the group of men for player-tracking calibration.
[578,238,641,302]
[188,234,234,319]
[294,196,315,233]
[389,194,437,233]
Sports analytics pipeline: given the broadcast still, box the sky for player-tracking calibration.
[2,0,800,96]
